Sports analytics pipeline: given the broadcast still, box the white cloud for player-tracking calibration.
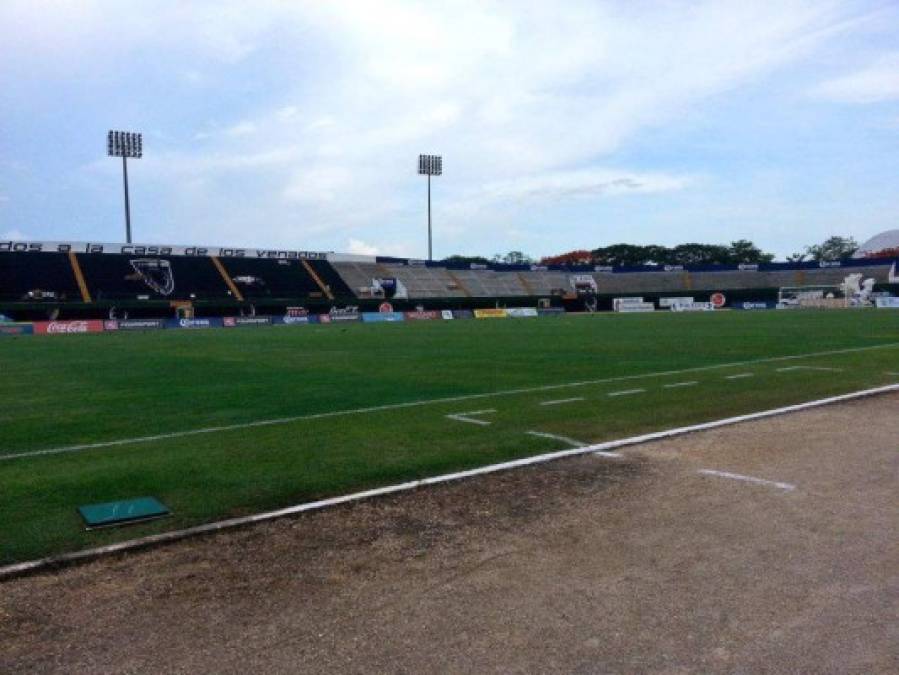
[809,52,899,103]
[225,121,258,137]
[1,229,31,240]
[346,238,379,255]
[479,169,694,203]
[3,0,889,256]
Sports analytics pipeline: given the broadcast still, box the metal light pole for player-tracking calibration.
[418,154,442,261]
[107,130,143,243]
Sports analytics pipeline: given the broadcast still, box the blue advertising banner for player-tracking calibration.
[164,317,223,329]
[452,309,474,319]
[731,301,776,310]
[0,323,33,336]
[362,312,406,322]
[273,314,321,325]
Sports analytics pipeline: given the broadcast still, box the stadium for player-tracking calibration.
[2,3,899,673]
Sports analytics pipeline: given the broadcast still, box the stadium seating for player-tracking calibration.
[76,253,230,301]
[216,258,321,300]
[2,244,897,319]
[0,252,80,302]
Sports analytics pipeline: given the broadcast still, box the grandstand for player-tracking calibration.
[1,239,897,320]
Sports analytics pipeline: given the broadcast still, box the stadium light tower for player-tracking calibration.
[107,130,143,244]
[418,154,442,261]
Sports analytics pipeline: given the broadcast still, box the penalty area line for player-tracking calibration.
[663,381,698,388]
[3,341,898,462]
[538,397,585,406]
[1,383,896,581]
[526,431,622,458]
[698,469,795,491]
[446,409,496,426]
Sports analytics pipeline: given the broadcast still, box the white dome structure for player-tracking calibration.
[853,229,899,258]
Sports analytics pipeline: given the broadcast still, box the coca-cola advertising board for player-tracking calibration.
[33,320,105,335]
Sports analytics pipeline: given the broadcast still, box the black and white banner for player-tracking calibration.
[1,240,328,260]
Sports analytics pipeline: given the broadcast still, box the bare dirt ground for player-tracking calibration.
[2,394,897,674]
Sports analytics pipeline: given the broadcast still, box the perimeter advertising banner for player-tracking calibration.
[875,297,899,308]
[164,318,223,329]
[0,323,33,336]
[274,315,321,325]
[404,310,440,320]
[33,320,105,335]
[731,301,776,310]
[222,316,272,327]
[320,313,361,323]
[362,312,406,322]
[506,307,538,318]
[473,308,508,318]
[104,319,166,331]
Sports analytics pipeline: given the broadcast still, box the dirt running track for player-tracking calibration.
[2,394,897,674]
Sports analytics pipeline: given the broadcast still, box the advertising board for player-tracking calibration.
[670,302,713,312]
[874,296,899,309]
[506,307,539,318]
[537,308,565,317]
[324,313,361,323]
[276,315,320,325]
[164,318,222,329]
[0,323,33,336]
[362,312,406,322]
[659,297,694,308]
[452,310,474,319]
[441,310,454,320]
[473,308,508,318]
[733,301,775,310]
[404,310,439,320]
[222,316,272,327]
[33,320,105,335]
[104,319,166,331]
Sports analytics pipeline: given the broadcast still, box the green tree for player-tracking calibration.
[668,243,731,265]
[491,251,534,265]
[804,236,858,262]
[441,255,491,266]
[726,239,775,264]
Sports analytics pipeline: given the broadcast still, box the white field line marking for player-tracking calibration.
[607,388,645,397]
[698,469,795,491]
[4,383,896,581]
[527,431,582,447]
[725,373,754,380]
[526,431,623,458]
[776,366,843,372]
[538,397,585,406]
[663,381,698,389]
[3,342,898,462]
[446,409,496,426]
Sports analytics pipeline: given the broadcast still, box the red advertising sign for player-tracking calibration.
[379,302,394,313]
[33,320,105,335]
[710,292,727,309]
[404,310,439,321]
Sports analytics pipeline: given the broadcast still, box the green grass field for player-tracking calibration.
[1,310,897,565]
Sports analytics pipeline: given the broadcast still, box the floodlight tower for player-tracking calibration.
[107,130,143,243]
[418,154,442,261]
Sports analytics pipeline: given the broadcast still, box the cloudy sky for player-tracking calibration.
[1,0,897,259]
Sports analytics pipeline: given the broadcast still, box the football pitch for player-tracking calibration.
[1,310,897,566]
